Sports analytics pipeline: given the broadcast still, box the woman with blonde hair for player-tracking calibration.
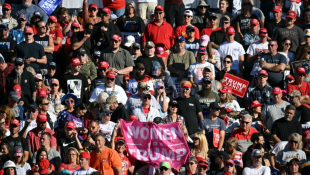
[58,147,80,174]
[191,132,209,160]
[223,159,237,175]
[77,49,97,88]
[13,146,31,175]
[0,106,14,129]
[219,86,241,117]
[225,138,243,169]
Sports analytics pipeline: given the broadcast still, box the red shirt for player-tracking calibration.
[230,127,258,152]
[200,27,221,37]
[174,25,200,39]
[48,28,64,54]
[142,21,174,50]
[26,127,57,153]
[102,0,125,10]
[120,155,131,175]
[287,81,310,108]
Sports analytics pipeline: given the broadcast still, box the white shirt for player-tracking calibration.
[16,163,31,175]
[242,166,271,175]
[188,62,215,84]
[72,167,97,175]
[221,100,241,112]
[271,141,288,156]
[132,106,160,122]
[126,79,154,95]
[218,41,245,74]
[99,121,115,142]
[246,41,269,76]
[89,84,127,105]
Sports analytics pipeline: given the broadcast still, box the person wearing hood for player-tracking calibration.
[126,63,154,96]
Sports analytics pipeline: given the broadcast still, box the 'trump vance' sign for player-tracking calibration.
[39,0,63,16]
[120,119,190,168]
[222,73,249,98]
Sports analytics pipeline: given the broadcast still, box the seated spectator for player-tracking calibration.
[46,79,65,116]
[230,113,258,152]
[253,143,270,167]
[6,92,24,119]
[3,160,18,175]
[223,159,237,175]
[184,156,198,175]
[58,147,80,173]
[0,105,15,129]
[288,90,310,124]
[249,100,269,134]
[191,0,210,31]
[214,0,233,26]
[11,0,48,23]
[201,67,220,93]
[279,38,295,78]
[200,35,221,70]
[196,157,209,175]
[72,151,97,175]
[84,120,100,153]
[270,141,289,169]
[0,23,16,60]
[242,149,271,174]
[0,143,12,165]
[210,151,229,174]
[219,86,241,117]
[132,91,160,122]
[163,100,185,125]
[201,13,221,38]
[225,137,243,169]
[65,103,87,141]
[185,26,200,57]
[32,153,55,173]
[285,158,301,175]
[243,133,267,167]
[104,95,129,123]
[13,146,31,175]
[99,99,117,143]
[158,161,174,175]
[276,133,306,170]
[191,132,209,160]
[0,3,18,30]
[114,138,134,174]
[150,61,174,92]
[9,14,27,44]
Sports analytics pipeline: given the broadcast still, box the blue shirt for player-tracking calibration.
[243,32,260,48]
[9,27,25,44]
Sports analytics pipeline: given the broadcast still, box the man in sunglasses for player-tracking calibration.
[0,23,16,60]
[287,66,310,108]
[82,0,101,25]
[271,105,302,144]
[9,14,27,45]
[158,161,173,175]
[242,149,271,174]
[43,62,59,87]
[196,77,220,112]
[288,90,310,126]
[132,91,160,122]
[37,96,56,130]
[265,6,285,40]
[200,13,221,37]
[0,3,17,30]
[230,113,258,152]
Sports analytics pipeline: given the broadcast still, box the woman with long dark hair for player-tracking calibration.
[3,160,17,175]
[163,100,185,125]
[249,100,269,134]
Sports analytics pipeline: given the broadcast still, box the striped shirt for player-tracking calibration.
[233,151,243,168]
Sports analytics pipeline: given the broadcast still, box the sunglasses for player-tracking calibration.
[298,74,306,77]
[158,87,164,89]
[71,27,79,30]
[90,126,99,129]
[285,79,293,82]
[107,78,115,81]
[193,137,200,140]
[42,103,49,106]
[100,68,107,71]
[186,162,195,165]
[28,109,36,113]
[200,165,208,169]
[124,79,130,82]
[15,64,23,67]
[181,88,190,91]
[89,9,97,11]
[223,61,231,64]
[40,26,46,29]
[285,43,292,46]
[184,15,192,18]
[143,96,151,100]
[259,75,267,78]
[104,112,113,116]
[241,121,250,124]
[268,44,275,47]
[111,40,119,43]
[221,21,229,24]
[243,3,251,5]
[199,6,207,9]
[65,99,75,104]
[51,84,58,87]
[155,12,163,15]
[141,87,148,91]
[288,96,295,100]
[225,164,234,167]
[290,140,298,144]
[209,17,217,21]
[0,28,7,31]
[307,52,310,54]
[24,33,32,36]
[137,68,145,71]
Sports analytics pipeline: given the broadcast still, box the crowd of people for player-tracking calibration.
[1,0,310,175]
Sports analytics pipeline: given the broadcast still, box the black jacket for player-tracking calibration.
[111,103,129,123]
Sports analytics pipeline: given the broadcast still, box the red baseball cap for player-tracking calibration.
[88,3,98,10]
[250,100,263,109]
[181,81,192,88]
[37,88,47,98]
[111,34,121,41]
[155,5,164,11]
[259,28,268,37]
[250,18,259,26]
[70,58,81,66]
[286,75,295,80]
[98,61,109,69]
[38,159,49,175]
[24,26,33,34]
[37,114,47,123]
[10,119,19,127]
[286,10,297,19]
[219,86,232,94]
[80,151,91,159]
[224,173,233,175]
[71,22,80,28]
[196,157,209,167]
[12,84,21,98]
[296,66,306,74]
[226,26,235,35]
[128,115,138,121]
[102,7,111,14]
[273,6,282,13]
[2,3,11,10]
[66,121,76,129]
[225,159,235,166]
[49,15,57,23]
[258,70,268,76]
[106,71,116,78]
[123,74,130,80]
[272,87,282,95]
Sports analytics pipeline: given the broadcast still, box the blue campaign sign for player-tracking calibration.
[39,0,63,16]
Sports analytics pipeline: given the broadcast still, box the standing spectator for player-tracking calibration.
[58,147,80,173]
[55,7,71,35]
[242,149,271,174]
[288,90,310,125]
[192,0,210,31]
[191,132,209,160]
[46,79,65,116]
[195,77,220,112]
[142,5,174,52]
[273,10,305,52]
[116,1,145,35]
[9,14,27,44]
[185,26,200,57]
[0,54,14,105]
[278,38,295,78]
[164,0,185,28]
[215,55,239,82]
[168,36,196,81]
[163,100,185,125]
[82,0,101,25]
[174,10,200,39]
[200,13,221,37]
[13,146,31,175]
[132,91,160,122]
[259,41,286,88]
[72,151,97,175]
[77,48,97,87]
[0,23,16,60]
[100,34,134,81]
[265,6,285,40]
[242,18,260,53]
[90,133,122,175]
[218,26,245,75]
[137,0,157,23]
[47,16,63,67]
[102,0,126,17]
[262,87,289,131]
[11,0,48,23]
[176,81,203,136]
[214,0,233,26]
[210,151,229,174]
[219,86,241,116]
[271,105,303,143]
[0,3,18,29]
[298,7,310,31]
[105,95,129,123]
[37,97,56,130]
[6,58,36,103]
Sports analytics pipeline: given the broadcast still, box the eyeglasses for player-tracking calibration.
[48,67,56,70]
[298,74,306,77]
[184,15,192,18]
[107,78,115,81]
[285,43,292,46]
[143,96,151,100]
[158,87,164,89]
[241,121,250,124]
[243,3,251,6]
[290,140,298,144]
[90,126,99,129]
[160,167,168,171]
[28,109,36,113]
[104,112,113,116]
[65,99,75,104]
[288,96,295,100]
[40,26,46,29]
[141,87,149,91]
[223,61,231,64]
[111,40,119,43]
[51,84,58,87]
[71,27,79,30]
[181,88,190,91]
[155,12,163,15]
[24,33,32,36]
[137,68,145,71]
[42,103,49,106]
[268,44,275,47]
[221,21,229,24]
[225,164,234,167]
[193,137,199,140]
[68,154,77,156]
[89,9,97,11]
[100,68,107,72]
[259,75,267,78]
[186,162,195,165]
[285,79,293,82]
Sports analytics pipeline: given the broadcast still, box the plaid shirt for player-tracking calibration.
[163,115,185,125]
[47,93,65,115]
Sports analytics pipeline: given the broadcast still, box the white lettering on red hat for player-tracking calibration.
[24,79,27,83]
[112,34,120,40]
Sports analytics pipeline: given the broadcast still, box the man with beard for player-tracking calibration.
[288,90,310,126]
[6,58,36,103]
[89,70,127,105]
[135,41,165,76]
[242,149,271,174]
[105,95,129,123]
[126,63,154,96]
[26,114,57,153]
[85,120,100,153]
[271,105,303,143]
[11,0,48,23]
[287,66,310,108]
[196,77,220,113]
[0,3,18,29]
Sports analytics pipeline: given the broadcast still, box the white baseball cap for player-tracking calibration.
[305,29,310,36]
[124,35,135,47]
[184,10,193,16]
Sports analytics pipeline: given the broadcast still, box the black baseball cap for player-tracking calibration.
[209,102,222,110]
[215,151,229,160]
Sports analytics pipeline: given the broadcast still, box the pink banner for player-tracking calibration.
[120,119,190,168]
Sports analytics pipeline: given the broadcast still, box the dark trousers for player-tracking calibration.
[268,80,284,89]
[164,3,185,28]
